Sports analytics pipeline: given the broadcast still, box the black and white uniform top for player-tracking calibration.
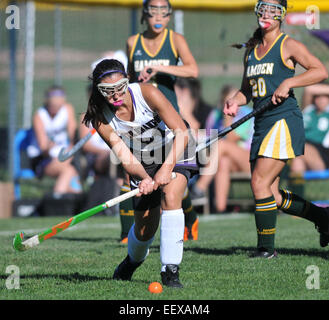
[102,83,197,186]
[103,82,175,164]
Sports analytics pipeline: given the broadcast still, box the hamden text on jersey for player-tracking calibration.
[246,62,274,78]
[134,59,171,72]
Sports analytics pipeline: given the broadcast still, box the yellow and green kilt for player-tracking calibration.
[250,110,305,162]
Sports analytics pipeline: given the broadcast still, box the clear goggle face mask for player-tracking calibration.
[146,5,171,18]
[97,78,129,99]
[254,1,286,21]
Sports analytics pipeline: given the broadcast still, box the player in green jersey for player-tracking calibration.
[119,0,200,244]
[224,0,329,258]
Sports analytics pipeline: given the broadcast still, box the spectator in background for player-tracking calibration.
[289,84,329,196]
[27,85,82,196]
[190,85,254,213]
[301,83,329,110]
[174,77,213,131]
[80,111,111,181]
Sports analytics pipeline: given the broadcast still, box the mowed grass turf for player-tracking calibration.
[0,213,328,300]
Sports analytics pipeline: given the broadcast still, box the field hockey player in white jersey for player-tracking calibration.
[83,59,198,288]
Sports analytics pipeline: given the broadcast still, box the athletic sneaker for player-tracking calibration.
[120,237,128,244]
[250,249,278,259]
[316,207,329,248]
[320,233,329,248]
[161,264,183,288]
[113,255,143,281]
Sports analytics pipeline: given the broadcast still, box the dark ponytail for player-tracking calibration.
[232,27,263,50]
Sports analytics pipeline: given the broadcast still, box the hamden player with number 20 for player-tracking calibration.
[224,0,329,258]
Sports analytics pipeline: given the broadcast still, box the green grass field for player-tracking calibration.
[0,213,328,300]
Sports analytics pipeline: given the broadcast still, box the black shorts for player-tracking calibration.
[129,120,198,211]
[306,141,329,168]
[130,162,198,212]
[30,155,52,178]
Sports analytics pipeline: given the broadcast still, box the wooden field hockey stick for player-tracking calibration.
[13,172,176,252]
[58,128,97,162]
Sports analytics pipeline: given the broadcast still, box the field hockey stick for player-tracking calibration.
[58,128,97,162]
[199,100,274,152]
[180,100,275,163]
[13,172,176,252]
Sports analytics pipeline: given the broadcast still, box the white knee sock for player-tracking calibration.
[127,224,154,263]
[160,209,184,272]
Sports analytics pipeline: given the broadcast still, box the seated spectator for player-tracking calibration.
[27,85,82,196]
[79,112,112,181]
[289,84,329,195]
[301,83,329,110]
[190,85,254,213]
[174,77,213,131]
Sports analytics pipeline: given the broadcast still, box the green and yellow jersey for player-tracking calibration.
[245,33,305,161]
[129,28,179,111]
[245,32,298,119]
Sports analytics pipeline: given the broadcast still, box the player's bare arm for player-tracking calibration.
[223,79,250,117]
[224,51,252,116]
[96,122,154,195]
[273,37,329,105]
[142,33,199,80]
